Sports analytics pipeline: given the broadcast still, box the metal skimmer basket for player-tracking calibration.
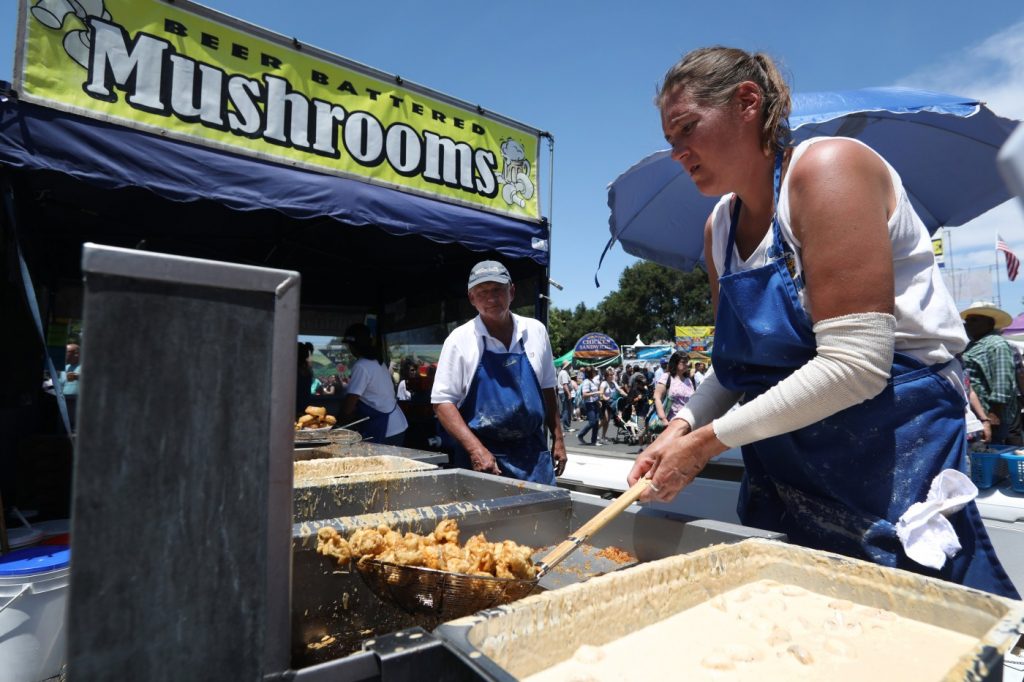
[356,559,538,621]
[354,478,653,622]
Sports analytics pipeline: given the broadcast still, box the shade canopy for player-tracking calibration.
[603,87,1020,277]
[0,94,549,321]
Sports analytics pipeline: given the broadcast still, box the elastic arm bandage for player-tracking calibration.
[712,312,896,448]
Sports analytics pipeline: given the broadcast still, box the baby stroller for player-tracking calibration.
[611,397,642,445]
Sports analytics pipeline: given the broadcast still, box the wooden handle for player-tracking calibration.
[537,478,652,576]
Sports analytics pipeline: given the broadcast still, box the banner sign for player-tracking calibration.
[15,0,542,220]
[573,332,620,360]
[674,325,714,353]
[932,237,944,267]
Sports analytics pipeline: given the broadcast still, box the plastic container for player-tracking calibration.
[0,545,70,682]
[970,445,1017,489]
[1001,451,1024,493]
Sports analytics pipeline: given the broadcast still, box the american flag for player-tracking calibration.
[997,234,1020,282]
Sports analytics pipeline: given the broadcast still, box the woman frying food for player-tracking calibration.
[628,46,1019,598]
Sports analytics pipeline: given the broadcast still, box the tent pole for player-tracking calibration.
[1,174,71,434]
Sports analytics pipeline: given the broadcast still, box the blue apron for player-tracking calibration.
[449,339,555,485]
[713,153,1019,599]
[353,399,400,445]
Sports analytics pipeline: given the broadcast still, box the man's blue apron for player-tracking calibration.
[712,152,1019,599]
[449,339,555,485]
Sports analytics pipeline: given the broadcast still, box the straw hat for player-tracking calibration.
[960,301,1012,330]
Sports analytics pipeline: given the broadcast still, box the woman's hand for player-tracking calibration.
[628,422,728,502]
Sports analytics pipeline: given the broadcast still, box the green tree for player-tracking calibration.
[548,302,606,356]
[599,261,712,344]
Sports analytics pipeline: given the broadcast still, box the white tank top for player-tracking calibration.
[709,137,967,367]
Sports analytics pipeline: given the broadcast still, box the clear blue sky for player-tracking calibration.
[3,1,1024,314]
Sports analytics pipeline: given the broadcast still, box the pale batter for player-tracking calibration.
[522,579,977,681]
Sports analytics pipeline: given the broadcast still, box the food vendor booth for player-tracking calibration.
[0,0,553,448]
[2,3,1023,681]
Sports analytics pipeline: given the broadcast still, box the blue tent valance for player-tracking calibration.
[0,97,549,266]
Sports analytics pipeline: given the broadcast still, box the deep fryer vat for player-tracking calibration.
[291,470,571,667]
[292,468,557,522]
[437,538,1024,681]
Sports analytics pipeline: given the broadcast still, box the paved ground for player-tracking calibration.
[562,417,645,460]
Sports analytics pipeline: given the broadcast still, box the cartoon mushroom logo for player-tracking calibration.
[496,138,534,209]
[31,0,112,69]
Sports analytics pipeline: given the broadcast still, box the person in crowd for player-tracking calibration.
[320,374,338,396]
[432,261,566,483]
[643,363,655,389]
[630,375,650,421]
[58,343,81,395]
[341,323,408,446]
[653,351,696,425]
[628,46,1017,598]
[960,302,1021,445]
[653,358,667,384]
[558,364,574,431]
[576,367,602,446]
[598,367,625,442]
[626,364,643,391]
[963,370,991,445]
[396,359,417,401]
[570,373,581,422]
[57,342,81,428]
[295,342,314,417]
[692,361,706,387]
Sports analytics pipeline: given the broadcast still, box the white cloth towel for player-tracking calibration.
[896,469,978,570]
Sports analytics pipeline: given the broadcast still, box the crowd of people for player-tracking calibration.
[557,356,708,446]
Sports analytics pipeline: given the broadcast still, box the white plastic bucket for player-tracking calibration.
[0,546,70,682]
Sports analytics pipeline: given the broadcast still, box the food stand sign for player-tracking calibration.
[674,325,714,352]
[14,0,543,221]
[573,332,619,360]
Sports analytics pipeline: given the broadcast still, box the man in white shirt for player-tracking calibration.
[653,358,666,385]
[692,361,706,388]
[432,261,567,484]
[557,366,573,431]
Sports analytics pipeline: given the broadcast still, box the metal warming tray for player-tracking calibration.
[294,441,448,466]
[438,538,1024,682]
[293,456,436,487]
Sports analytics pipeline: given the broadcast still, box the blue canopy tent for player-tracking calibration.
[0,93,550,314]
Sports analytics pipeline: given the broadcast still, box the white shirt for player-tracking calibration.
[709,137,967,367]
[431,314,557,407]
[347,358,408,437]
[396,380,411,401]
[558,368,571,395]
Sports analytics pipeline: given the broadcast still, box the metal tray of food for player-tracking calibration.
[293,456,436,487]
[437,539,1024,682]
